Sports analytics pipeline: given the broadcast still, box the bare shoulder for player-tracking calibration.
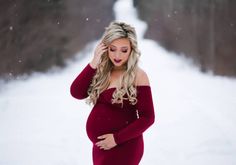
[135,67,150,86]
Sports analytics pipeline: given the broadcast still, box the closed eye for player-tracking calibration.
[110,48,116,52]
[121,48,128,53]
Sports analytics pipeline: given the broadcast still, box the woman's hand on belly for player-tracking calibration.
[95,134,117,150]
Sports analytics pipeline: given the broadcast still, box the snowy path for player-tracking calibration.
[1,0,236,164]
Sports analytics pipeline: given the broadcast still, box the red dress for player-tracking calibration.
[70,64,155,165]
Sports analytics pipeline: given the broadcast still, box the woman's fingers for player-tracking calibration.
[98,43,107,53]
[97,135,106,139]
[95,134,117,150]
[97,48,107,56]
[95,43,107,57]
[90,42,108,68]
[96,140,109,150]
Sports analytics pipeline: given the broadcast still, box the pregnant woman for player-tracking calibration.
[70,21,155,165]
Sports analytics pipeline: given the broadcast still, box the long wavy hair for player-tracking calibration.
[86,21,141,107]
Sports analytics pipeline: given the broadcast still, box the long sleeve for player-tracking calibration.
[113,86,155,144]
[70,63,97,100]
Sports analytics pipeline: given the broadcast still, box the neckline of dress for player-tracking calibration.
[100,85,150,95]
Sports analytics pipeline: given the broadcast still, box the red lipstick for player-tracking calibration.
[114,59,122,63]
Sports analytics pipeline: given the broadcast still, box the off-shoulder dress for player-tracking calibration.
[70,64,155,165]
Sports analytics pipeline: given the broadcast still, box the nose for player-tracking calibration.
[114,52,121,58]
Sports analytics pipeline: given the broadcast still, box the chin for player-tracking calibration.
[113,63,124,67]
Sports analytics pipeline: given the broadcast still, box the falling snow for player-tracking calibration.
[0,0,236,165]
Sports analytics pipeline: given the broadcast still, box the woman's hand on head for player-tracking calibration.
[90,42,107,69]
[96,134,117,150]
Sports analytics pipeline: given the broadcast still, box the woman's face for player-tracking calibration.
[108,38,131,69]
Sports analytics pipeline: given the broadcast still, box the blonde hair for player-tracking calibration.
[86,21,141,107]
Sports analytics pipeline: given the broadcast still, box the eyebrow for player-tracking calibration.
[110,45,129,49]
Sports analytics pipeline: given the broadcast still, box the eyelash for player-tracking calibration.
[109,48,128,53]
[110,48,115,52]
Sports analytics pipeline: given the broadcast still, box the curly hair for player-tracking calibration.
[86,21,141,107]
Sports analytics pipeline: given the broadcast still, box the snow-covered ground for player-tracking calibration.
[1,0,236,164]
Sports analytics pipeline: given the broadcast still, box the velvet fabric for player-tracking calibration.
[70,64,155,165]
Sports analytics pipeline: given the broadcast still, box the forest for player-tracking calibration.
[135,0,236,76]
[0,0,235,79]
[0,0,115,79]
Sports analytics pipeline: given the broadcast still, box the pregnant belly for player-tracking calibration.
[86,103,136,143]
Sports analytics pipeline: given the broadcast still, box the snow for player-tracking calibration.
[1,0,236,164]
